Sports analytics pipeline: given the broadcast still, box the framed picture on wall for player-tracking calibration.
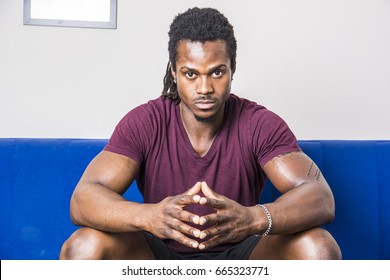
[23,0,117,29]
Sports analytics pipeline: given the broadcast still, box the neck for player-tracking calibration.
[180,104,225,157]
[180,104,225,139]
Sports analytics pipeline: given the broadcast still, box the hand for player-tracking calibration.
[143,182,203,249]
[197,181,258,250]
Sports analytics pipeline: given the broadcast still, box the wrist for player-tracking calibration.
[131,202,151,231]
[256,204,273,237]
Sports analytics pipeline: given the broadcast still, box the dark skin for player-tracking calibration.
[60,40,341,259]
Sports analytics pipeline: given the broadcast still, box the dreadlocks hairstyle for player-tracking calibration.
[161,7,237,102]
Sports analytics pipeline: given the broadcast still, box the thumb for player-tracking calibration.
[200,181,218,199]
[185,181,202,195]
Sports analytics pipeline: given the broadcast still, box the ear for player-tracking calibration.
[170,62,177,80]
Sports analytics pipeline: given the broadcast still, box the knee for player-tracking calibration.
[60,228,107,260]
[293,228,342,260]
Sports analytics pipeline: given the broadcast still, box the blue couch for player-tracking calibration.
[0,138,389,260]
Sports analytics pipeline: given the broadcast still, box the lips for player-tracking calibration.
[195,100,215,110]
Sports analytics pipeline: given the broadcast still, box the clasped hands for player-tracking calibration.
[145,181,257,250]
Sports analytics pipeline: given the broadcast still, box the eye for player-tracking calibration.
[212,69,224,78]
[185,71,197,79]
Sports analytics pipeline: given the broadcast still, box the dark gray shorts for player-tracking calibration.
[143,233,261,260]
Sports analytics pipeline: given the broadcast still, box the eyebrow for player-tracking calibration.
[179,64,228,75]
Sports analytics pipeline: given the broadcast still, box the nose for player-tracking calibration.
[196,76,213,95]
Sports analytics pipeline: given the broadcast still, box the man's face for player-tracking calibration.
[172,40,233,123]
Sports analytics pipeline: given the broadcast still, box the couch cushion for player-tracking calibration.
[0,139,389,259]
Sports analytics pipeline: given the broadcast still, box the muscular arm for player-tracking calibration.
[70,150,145,232]
[261,151,335,234]
[197,151,335,249]
[70,150,204,248]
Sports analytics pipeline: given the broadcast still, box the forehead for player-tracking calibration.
[175,40,230,67]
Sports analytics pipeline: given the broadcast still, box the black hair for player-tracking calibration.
[162,7,237,101]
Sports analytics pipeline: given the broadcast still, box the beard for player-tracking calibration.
[194,114,216,123]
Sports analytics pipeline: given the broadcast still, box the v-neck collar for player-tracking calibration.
[175,101,229,161]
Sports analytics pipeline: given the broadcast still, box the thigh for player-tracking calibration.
[249,227,341,260]
[60,227,156,260]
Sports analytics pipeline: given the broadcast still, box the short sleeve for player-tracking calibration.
[251,109,301,167]
[104,104,153,164]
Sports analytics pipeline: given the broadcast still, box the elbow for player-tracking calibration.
[324,205,335,224]
[323,189,336,224]
[69,208,79,226]
[327,199,336,224]
[69,193,83,226]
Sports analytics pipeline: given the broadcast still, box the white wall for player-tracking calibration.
[1,0,389,139]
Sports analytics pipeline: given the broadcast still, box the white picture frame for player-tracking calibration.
[23,0,117,29]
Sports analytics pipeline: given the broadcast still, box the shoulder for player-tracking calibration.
[227,94,280,124]
[105,97,176,161]
[228,94,299,166]
[119,96,176,124]
[227,94,266,111]
[110,96,176,144]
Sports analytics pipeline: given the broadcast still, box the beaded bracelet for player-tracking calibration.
[257,204,273,237]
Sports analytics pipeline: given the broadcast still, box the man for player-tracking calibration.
[60,7,341,260]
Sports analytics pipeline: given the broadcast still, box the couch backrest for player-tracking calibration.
[262,141,390,260]
[0,139,389,259]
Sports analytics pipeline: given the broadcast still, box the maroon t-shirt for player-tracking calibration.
[104,94,300,253]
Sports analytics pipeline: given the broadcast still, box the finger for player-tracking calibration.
[198,233,230,250]
[199,196,225,210]
[201,181,218,199]
[185,181,202,195]
[165,218,202,238]
[163,226,200,249]
[199,212,228,226]
[173,193,201,206]
[176,232,200,249]
[179,182,202,205]
[198,221,236,249]
[198,215,231,239]
[170,208,201,225]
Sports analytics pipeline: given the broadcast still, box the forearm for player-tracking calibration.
[70,182,147,233]
[260,182,335,235]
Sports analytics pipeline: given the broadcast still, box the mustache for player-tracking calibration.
[194,96,216,102]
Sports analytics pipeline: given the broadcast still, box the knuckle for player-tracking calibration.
[177,235,185,244]
[162,227,173,238]
[162,196,174,204]
[165,218,178,229]
[164,208,173,216]
[178,196,187,204]
[176,211,183,220]
[176,234,194,248]
[188,214,195,223]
